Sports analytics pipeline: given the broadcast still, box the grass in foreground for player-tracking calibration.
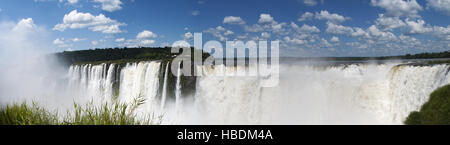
[0,96,162,125]
[405,84,450,125]
[0,102,58,125]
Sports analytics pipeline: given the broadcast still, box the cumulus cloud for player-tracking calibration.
[370,0,423,18]
[330,36,339,43]
[432,25,450,40]
[204,26,228,41]
[183,32,193,40]
[297,11,349,23]
[404,19,433,34]
[136,30,157,39]
[224,30,234,35]
[426,0,450,15]
[258,14,275,24]
[325,22,356,35]
[53,10,125,34]
[117,30,158,47]
[325,22,397,41]
[53,38,64,45]
[315,10,350,24]
[261,32,271,39]
[291,22,321,35]
[115,37,125,42]
[375,14,406,31]
[366,25,397,40]
[71,37,86,42]
[298,12,314,21]
[53,38,70,48]
[223,16,246,25]
[93,0,123,12]
[283,36,307,45]
[139,39,155,45]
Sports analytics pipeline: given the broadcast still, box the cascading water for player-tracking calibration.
[118,61,161,107]
[175,62,182,110]
[67,63,116,104]
[388,64,450,123]
[65,61,450,125]
[160,63,170,110]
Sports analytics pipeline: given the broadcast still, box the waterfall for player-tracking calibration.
[66,63,116,104]
[160,63,170,110]
[66,61,450,124]
[175,62,182,110]
[104,64,116,99]
[118,61,161,105]
[388,64,450,123]
[192,63,450,124]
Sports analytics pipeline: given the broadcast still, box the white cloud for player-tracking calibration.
[136,30,157,39]
[291,23,321,33]
[215,26,225,31]
[224,30,234,35]
[93,0,123,12]
[140,39,155,46]
[261,32,271,39]
[298,12,314,21]
[426,0,450,15]
[404,19,433,34]
[325,22,355,35]
[223,16,246,25]
[53,10,125,34]
[184,32,193,39]
[366,25,397,40]
[375,14,406,31]
[71,37,86,42]
[258,14,275,24]
[53,38,69,48]
[284,36,307,45]
[67,0,78,4]
[118,30,158,47]
[331,36,339,43]
[171,40,191,48]
[204,26,229,41]
[432,25,450,40]
[53,38,64,45]
[115,38,125,42]
[315,10,349,24]
[370,0,423,18]
[320,38,332,47]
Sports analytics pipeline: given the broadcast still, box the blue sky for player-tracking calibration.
[0,0,449,57]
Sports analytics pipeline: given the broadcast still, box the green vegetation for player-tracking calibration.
[56,47,211,66]
[405,84,450,125]
[0,102,59,125]
[0,96,163,125]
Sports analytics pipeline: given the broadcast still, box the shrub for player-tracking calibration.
[405,84,450,125]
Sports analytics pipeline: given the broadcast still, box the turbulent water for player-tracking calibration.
[65,61,450,125]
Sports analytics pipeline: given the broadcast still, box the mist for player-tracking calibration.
[0,18,68,108]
